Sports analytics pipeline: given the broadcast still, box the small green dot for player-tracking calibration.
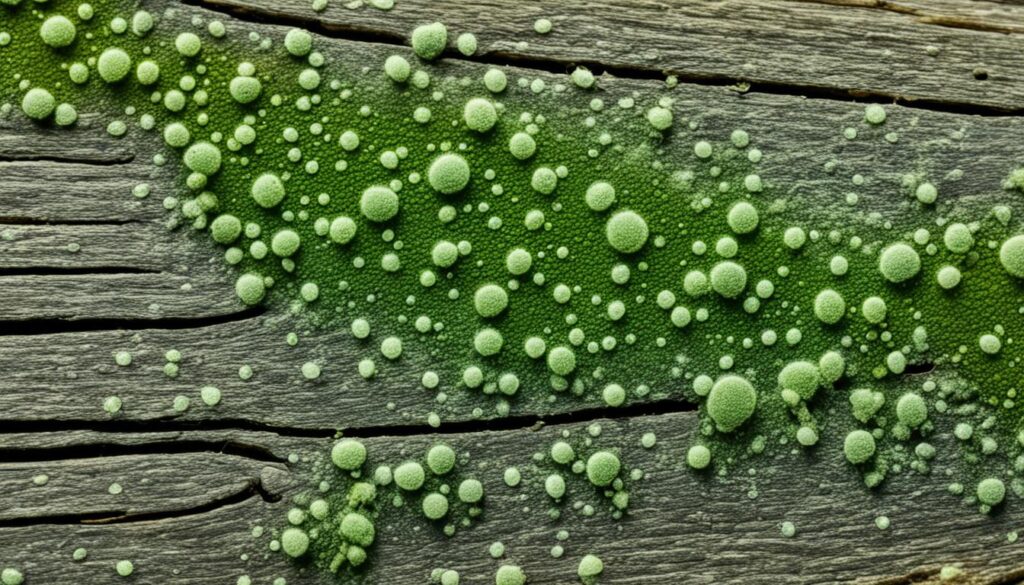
[384,54,411,82]
[284,28,313,57]
[411,22,447,60]
[428,153,470,194]
[508,132,537,160]
[547,346,576,376]
[843,430,876,464]
[229,76,262,104]
[878,243,920,283]
[40,15,77,48]
[706,375,756,432]
[605,210,648,253]
[174,32,202,57]
[585,451,620,486]
[115,560,133,577]
[394,461,426,491]
[21,88,55,120]
[360,186,399,222]
[331,439,366,470]
[97,48,132,83]
[422,492,449,519]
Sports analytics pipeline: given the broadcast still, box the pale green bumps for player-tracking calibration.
[726,201,759,234]
[464,97,498,132]
[895,392,927,428]
[547,346,576,376]
[686,445,711,469]
[329,216,357,244]
[977,478,1005,506]
[427,444,456,475]
[183,142,222,176]
[646,106,673,130]
[531,167,558,194]
[422,492,449,519]
[506,248,532,275]
[21,88,55,120]
[495,565,526,585]
[585,450,620,486]
[474,284,508,318]
[813,289,846,324]
[331,439,367,470]
[605,210,649,253]
[999,235,1024,278]
[474,328,504,356]
[229,76,262,104]
[508,132,537,160]
[235,273,265,305]
[174,32,202,57]
[394,461,426,491]
[411,22,447,60]
[360,186,400,222]
[577,554,604,582]
[843,430,876,464]
[861,296,887,323]
[340,512,376,546]
[210,214,242,244]
[384,54,411,82]
[778,361,820,401]
[251,173,285,208]
[271,229,301,257]
[585,182,615,212]
[428,153,471,194]
[40,15,77,48]
[281,528,309,557]
[878,243,920,283]
[284,28,313,57]
[943,222,973,253]
[97,48,132,83]
[707,375,757,432]
[709,261,747,299]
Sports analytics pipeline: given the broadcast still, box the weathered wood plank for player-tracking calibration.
[0,452,282,523]
[0,160,169,223]
[0,271,241,321]
[194,0,1024,110]
[1,413,1022,584]
[0,222,207,271]
[0,114,135,164]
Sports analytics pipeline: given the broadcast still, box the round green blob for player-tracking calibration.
[21,88,55,120]
[709,261,747,299]
[360,186,400,222]
[394,461,426,491]
[843,430,876,464]
[464,97,498,132]
[411,22,447,60]
[474,284,509,318]
[484,68,507,93]
[427,444,456,475]
[0,569,24,585]
[726,201,759,234]
[585,182,616,212]
[229,76,262,104]
[235,273,265,305]
[340,512,376,546]
[605,210,649,253]
[428,153,470,194]
[163,122,190,148]
[136,60,160,85]
[115,560,133,577]
[585,450,621,486]
[384,54,411,82]
[686,444,711,469]
[458,478,484,503]
[895,392,927,428]
[422,492,449,520]
[175,32,202,57]
[329,216,357,244]
[474,328,504,356]
[495,565,526,585]
[281,528,309,557]
[813,289,846,324]
[878,243,921,283]
[942,223,973,254]
[778,361,820,401]
[861,296,887,323]
[54,102,77,126]
[431,240,459,267]
[578,554,604,579]
[251,173,285,208]
[210,214,242,244]
[284,28,313,57]
[271,229,301,257]
[937,265,962,289]
[40,15,77,48]
[707,375,757,432]
[980,333,1002,355]
[602,383,626,407]
[977,478,1006,506]
[331,439,367,470]
[646,106,673,130]
[506,248,532,275]
[457,32,478,56]
[547,346,576,376]
[97,48,132,83]
[183,142,222,176]
[509,132,537,160]
[818,351,845,384]
[531,167,558,195]
[999,235,1024,278]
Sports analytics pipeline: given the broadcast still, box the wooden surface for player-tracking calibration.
[2,0,1024,583]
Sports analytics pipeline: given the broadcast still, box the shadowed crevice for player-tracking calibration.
[0,439,285,464]
[0,305,267,335]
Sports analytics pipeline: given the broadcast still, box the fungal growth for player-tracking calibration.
[3,1,1024,582]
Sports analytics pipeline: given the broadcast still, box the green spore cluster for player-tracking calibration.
[5,5,1024,578]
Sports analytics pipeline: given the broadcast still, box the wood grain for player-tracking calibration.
[192,0,1024,111]
[2,414,1023,584]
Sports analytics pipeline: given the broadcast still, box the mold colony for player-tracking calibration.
[3,0,1024,582]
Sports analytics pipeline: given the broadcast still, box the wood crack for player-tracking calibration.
[0,439,285,464]
[798,0,1024,35]
[0,305,267,335]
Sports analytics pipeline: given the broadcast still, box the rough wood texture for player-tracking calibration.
[194,0,1024,111]
[3,0,1024,583]
[3,414,1024,584]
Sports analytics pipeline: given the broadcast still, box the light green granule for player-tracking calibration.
[172,395,190,412]
[780,521,796,537]
[874,515,890,530]
[114,351,133,366]
[73,548,88,561]
[115,560,133,577]
[686,445,711,469]
[489,541,505,558]
[103,396,122,414]
[411,22,447,60]
[200,385,221,406]
[864,104,886,124]
[503,466,521,487]
[456,32,477,56]
[641,432,657,448]
[577,554,604,581]
[1,569,23,585]
[534,18,553,34]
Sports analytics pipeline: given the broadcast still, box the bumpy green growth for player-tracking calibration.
[706,375,756,432]
[843,430,876,464]
[331,439,367,471]
[360,186,399,222]
[977,478,1005,507]
[40,15,76,47]
[878,243,920,283]
[411,22,447,60]
[585,451,620,486]
[21,88,55,120]
[428,153,471,194]
[605,211,648,253]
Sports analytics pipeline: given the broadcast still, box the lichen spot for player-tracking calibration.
[585,451,620,486]
[706,375,757,432]
[605,210,649,254]
[878,243,920,283]
[428,153,471,194]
